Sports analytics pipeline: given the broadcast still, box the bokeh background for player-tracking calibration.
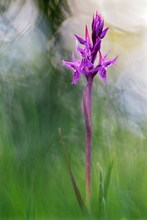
[0,0,147,219]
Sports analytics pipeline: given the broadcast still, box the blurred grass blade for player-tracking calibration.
[97,162,107,220]
[97,159,114,219]
[104,159,114,200]
[69,169,88,215]
[58,128,88,216]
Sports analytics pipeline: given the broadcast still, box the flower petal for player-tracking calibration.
[81,65,101,75]
[72,71,80,85]
[63,61,77,70]
[99,68,106,80]
[91,39,101,63]
[85,25,91,46]
[103,56,118,68]
[77,46,84,55]
[102,50,111,61]
[100,27,109,39]
[74,34,85,44]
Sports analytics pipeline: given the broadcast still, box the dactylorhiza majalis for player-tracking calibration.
[63,11,118,204]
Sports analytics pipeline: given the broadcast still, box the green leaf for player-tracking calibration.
[58,128,88,217]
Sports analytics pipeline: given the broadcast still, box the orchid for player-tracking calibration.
[62,11,118,206]
[63,11,118,85]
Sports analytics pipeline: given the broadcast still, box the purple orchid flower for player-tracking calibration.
[62,11,118,205]
[63,11,117,85]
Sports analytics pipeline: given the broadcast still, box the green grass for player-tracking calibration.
[0,65,147,220]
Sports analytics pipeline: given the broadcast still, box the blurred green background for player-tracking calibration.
[0,0,147,219]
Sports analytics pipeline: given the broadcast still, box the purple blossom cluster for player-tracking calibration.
[63,11,118,84]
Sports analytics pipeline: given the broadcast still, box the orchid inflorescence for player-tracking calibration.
[63,11,118,85]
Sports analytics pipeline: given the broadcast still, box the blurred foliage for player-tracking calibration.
[37,0,70,34]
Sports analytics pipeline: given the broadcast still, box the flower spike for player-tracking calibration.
[63,11,118,84]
